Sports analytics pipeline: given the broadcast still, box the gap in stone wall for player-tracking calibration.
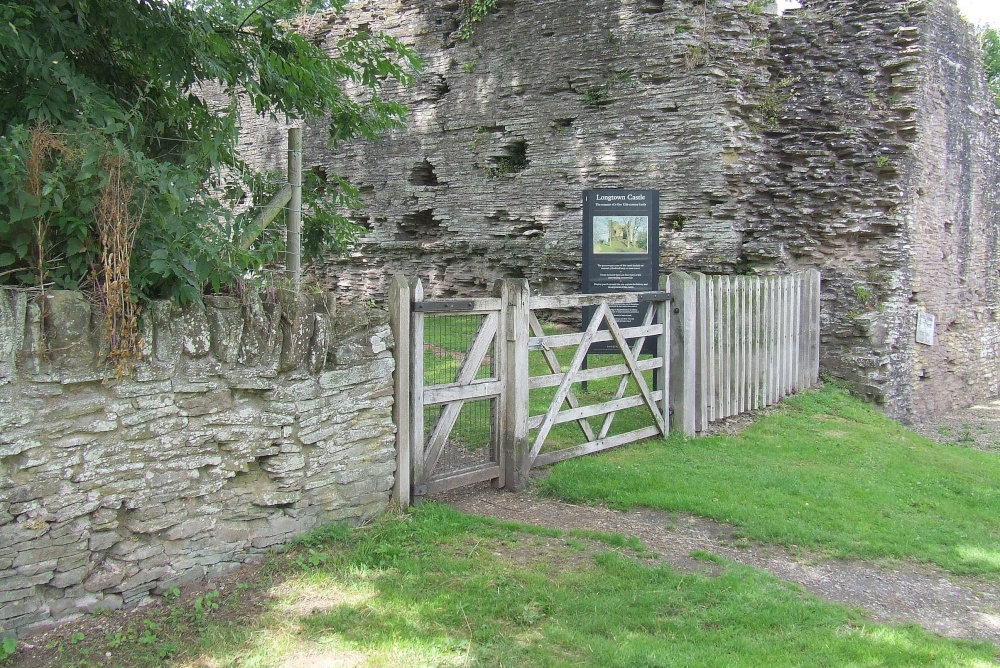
[396,209,446,242]
[408,159,441,186]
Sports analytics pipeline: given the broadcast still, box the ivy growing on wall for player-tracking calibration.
[458,0,499,40]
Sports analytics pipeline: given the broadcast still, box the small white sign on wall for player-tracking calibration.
[915,311,936,346]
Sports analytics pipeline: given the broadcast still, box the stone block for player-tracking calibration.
[309,312,330,372]
[43,291,97,370]
[0,596,41,622]
[49,566,89,589]
[176,389,233,416]
[238,291,281,366]
[0,290,27,385]
[178,302,211,357]
[83,564,126,592]
[252,490,302,508]
[277,290,317,373]
[162,517,217,541]
[205,295,244,364]
[260,452,305,476]
[0,586,35,605]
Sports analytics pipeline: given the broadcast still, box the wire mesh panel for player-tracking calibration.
[423,314,495,385]
[423,398,498,475]
[411,300,504,496]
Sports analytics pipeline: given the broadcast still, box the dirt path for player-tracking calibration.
[439,482,1000,646]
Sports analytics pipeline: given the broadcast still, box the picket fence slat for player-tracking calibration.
[688,271,820,427]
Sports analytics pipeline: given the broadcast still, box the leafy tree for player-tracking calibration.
[0,0,418,303]
[982,27,1000,108]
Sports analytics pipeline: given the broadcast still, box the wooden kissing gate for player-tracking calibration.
[388,270,821,508]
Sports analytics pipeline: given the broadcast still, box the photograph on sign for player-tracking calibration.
[593,216,649,254]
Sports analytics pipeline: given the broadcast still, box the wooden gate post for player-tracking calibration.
[388,274,411,509]
[667,271,697,436]
[502,279,531,491]
[803,269,821,386]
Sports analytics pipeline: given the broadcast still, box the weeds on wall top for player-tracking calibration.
[457,0,498,40]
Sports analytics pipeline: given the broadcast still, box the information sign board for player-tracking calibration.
[916,311,936,346]
[582,189,659,354]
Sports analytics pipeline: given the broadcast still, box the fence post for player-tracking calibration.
[492,279,508,490]
[657,276,671,437]
[502,279,531,491]
[693,272,709,433]
[805,269,821,385]
[388,274,411,509]
[667,271,697,436]
[409,278,425,500]
[285,127,302,287]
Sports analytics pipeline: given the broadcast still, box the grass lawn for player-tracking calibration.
[539,384,1000,575]
[13,504,996,668]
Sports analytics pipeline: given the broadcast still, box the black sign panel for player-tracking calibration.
[582,189,659,354]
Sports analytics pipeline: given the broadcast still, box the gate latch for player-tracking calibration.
[411,484,428,497]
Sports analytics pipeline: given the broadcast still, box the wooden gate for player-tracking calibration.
[522,291,670,469]
[390,276,672,504]
[390,277,507,500]
[389,271,820,507]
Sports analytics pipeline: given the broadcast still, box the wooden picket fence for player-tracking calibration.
[668,270,821,434]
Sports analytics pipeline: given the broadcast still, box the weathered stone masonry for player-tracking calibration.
[238,0,1000,422]
[0,288,395,637]
[747,0,1000,420]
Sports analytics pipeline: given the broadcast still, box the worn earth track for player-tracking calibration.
[439,482,1000,646]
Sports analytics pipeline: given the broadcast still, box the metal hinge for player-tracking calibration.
[638,291,672,303]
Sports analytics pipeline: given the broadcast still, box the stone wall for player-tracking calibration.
[904,0,1000,417]
[238,0,1000,421]
[746,0,1000,420]
[236,0,774,297]
[744,0,925,415]
[0,288,396,638]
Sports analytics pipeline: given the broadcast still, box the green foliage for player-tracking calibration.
[190,590,221,624]
[540,384,1000,575]
[582,85,612,107]
[981,27,1000,107]
[0,637,16,662]
[0,0,419,303]
[457,0,499,40]
[295,547,330,570]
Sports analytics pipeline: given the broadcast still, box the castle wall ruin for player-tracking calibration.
[237,0,1000,421]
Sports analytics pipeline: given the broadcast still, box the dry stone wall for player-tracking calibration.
[0,288,396,638]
